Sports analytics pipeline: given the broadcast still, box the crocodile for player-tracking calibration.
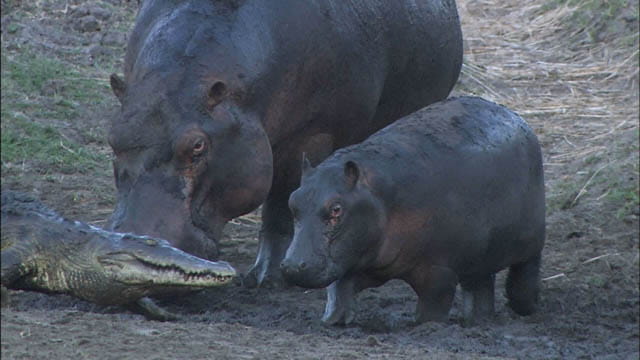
[1,190,236,320]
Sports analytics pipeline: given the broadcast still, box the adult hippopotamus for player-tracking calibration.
[108,0,463,287]
[281,96,546,325]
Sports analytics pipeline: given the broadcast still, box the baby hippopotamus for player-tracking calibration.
[280,96,545,325]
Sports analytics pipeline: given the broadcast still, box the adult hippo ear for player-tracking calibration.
[110,74,126,103]
[206,81,228,112]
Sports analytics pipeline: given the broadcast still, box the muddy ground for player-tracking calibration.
[1,0,638,359]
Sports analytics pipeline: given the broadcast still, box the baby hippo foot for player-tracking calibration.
[1,286,9,307]
[321,279,357,325]
[506,255,541,316]
[460,274,496,327]
[411,265,458,324]
[321,275,385,325]
[415,298,452,323]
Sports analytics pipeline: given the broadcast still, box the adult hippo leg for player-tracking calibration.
[245,134,335,288]
[244,187,294,288]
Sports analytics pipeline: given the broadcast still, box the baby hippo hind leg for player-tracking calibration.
[506,253,541,316]
[409,265,458,323]
[460,274,496,326]
[322,275,383,325]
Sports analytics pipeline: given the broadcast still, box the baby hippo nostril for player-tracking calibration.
[280,259,292,272]
[280,258,304,275]
[299,262,307,270]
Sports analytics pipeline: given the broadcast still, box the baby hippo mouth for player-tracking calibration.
[280,256,342,289]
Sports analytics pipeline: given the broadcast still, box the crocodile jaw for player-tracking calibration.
[98,252,236,288]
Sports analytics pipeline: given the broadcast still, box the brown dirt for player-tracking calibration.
[1,0,638,359]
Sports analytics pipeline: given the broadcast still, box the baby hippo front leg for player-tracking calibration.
[322,278,357,325]
[322,274,384,325]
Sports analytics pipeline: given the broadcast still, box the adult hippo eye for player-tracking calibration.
[193,139,206,156]
[175,127,209,168]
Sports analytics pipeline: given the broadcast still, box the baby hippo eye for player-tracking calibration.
[330,203,342,218]
[327,203,342,227]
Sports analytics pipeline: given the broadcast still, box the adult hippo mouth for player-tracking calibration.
[109,166,223,260]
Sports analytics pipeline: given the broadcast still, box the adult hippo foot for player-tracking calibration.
[243,232,291,288]
[242,267,285,289]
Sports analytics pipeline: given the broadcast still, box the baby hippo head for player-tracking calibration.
[281,154,387,288]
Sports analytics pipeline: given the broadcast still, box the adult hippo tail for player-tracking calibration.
[108,0,463,287]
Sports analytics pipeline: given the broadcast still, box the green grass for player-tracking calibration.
[546,150,639,218]
[605,144,640,219]
[1,49,111,175]
[606,133,640,219]
[547,178,582,213]
[542,0,630,18]
[541,0,637,44]
[1,114,108,174]
[3,53,67,94]
[1,51,109,121]
[609,187,640,219]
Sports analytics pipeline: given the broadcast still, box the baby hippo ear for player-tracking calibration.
[344,160,360,189]
[301,152,314,178]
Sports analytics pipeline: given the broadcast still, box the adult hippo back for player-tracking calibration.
[108,0,463,287]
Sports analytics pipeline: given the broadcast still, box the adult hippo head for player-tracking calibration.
[108,1,272,260]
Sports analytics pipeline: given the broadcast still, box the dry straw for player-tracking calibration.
[456,0,639,174]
